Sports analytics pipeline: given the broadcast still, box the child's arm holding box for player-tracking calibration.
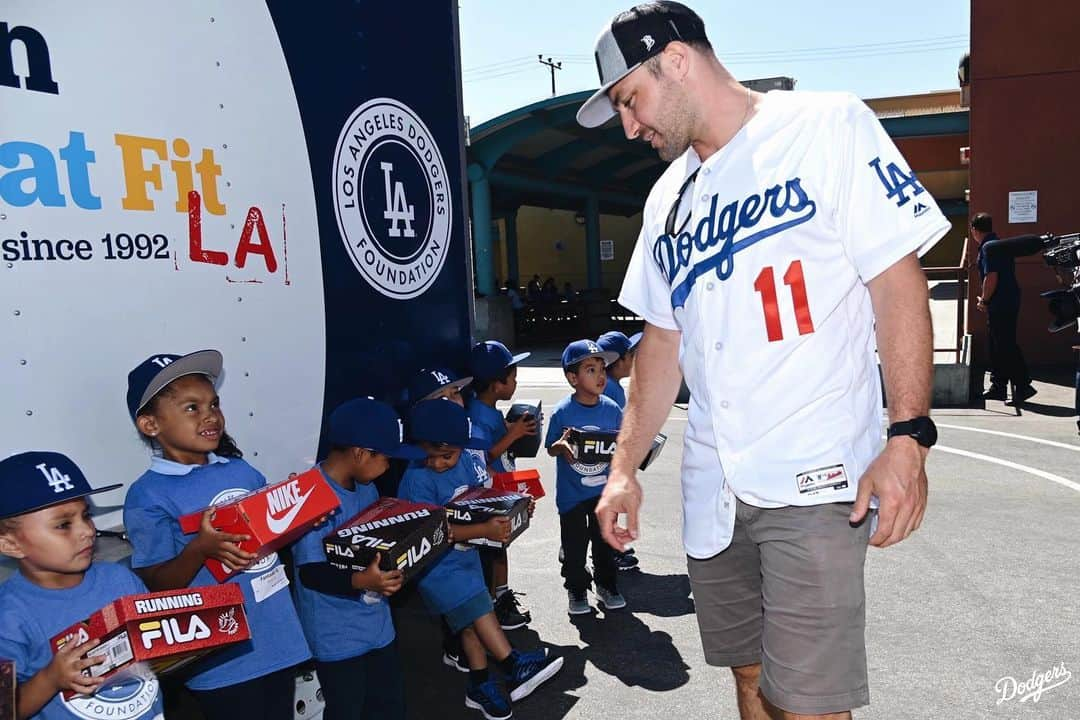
[12,636,105,719]
[487,414,538,465]
[545,407,574,463]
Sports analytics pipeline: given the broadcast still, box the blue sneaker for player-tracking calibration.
[465,678,512,720]
[505,649,565,702]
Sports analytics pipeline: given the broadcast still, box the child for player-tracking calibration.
[466,341,536,630]
[595,331,643,571]
[292,397,422,720]
[409,367,474,407]
[546,340,626,615]
[122,350,311,720]
[0,451,166,720]
[399,400,562,720]
[596,331,643,410]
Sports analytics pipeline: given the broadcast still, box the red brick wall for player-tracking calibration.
[968,0,1080,365]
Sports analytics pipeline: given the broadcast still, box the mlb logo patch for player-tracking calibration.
[795,464,848,496]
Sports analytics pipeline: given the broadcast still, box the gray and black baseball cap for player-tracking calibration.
[577,1,708,128]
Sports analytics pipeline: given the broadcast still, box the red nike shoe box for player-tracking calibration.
[179,468,341,581]
[491,469,545,499]
[324,498,451,584]
[51,584,249,698]
[446,487,531,548]
[0,658,12,720]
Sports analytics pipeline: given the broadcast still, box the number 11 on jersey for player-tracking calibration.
[753,260,815,342]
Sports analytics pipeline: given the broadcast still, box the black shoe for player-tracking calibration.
[465,678,512,720]
[613,551,639,571]
[495,590,531,630]
[1009,384,1037,404]
[982,385,1008,401]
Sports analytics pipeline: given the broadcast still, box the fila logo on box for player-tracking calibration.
[399,537,432,569]
[265,479,314,534]
[139,616,211,650]
[583,439,617,455]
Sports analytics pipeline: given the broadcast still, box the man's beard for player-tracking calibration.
[652,76,696,162]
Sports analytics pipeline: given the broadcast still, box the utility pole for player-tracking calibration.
[538,55,562,97]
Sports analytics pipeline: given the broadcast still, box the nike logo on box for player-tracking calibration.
[265,486,314,534]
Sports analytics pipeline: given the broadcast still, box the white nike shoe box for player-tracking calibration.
[179,468,342,581]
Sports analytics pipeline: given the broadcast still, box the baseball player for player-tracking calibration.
[581,3,948,719]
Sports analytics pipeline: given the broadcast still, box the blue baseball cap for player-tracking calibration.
[127,350,223,421]
[408,367,473,405]
[628,331,643,350]
[327,398,425,460]
[562,339,619,371]
[409,400,491,450]
[0,451,121,519]
[469,341,530,382]
[597,331,644,358]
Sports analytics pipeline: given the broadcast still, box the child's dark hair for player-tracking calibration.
[137,383,243,459]
[564,361,583,375]
[472,367,513,394]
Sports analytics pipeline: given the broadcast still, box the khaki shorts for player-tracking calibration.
[686,499,874,715]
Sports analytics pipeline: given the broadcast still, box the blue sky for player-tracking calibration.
[459,0,970,125]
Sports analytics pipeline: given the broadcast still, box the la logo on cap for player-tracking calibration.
[432,370,451,385]
[151,356,174,369]
[37,463,75,493]
[641,34,655,51]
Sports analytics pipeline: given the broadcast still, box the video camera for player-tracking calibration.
[983,232,1080,332]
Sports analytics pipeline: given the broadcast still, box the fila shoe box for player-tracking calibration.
[567,429,667,471]
[491,469,545,499]
[179,468,341,581]
[504,399,542,458]
[324,498,450,583]
[445,488,530,548]
[51,584,250,697]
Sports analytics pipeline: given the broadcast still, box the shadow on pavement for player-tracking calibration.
[617,570,696,618]
[569,608,690,692]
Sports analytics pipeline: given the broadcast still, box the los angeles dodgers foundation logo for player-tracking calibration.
[63,664,160,720]
[333,98,452,299]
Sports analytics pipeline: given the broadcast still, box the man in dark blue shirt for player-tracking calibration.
[974,212,1036,402]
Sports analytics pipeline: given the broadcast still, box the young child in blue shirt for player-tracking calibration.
[122,350,311,720]
[595,331,643,571]
[399,400,562,720]
[0,451,166,720]
[291,397,422,720]
[466,341,537,631]
[546,340,626,616]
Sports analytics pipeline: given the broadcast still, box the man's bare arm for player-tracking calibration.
[597,322,683,550]
[851,252,932,547]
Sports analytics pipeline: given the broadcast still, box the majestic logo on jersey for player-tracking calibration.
[652,178,817,309]
[332,97,452,300]
[62,663,159,720]
[869,157,925,208]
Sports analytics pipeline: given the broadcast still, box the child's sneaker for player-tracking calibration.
[505,649,565,702]
[465,678,512,720]
[495,589,531,630]
[596,585,627,610]
[613,550,639,570]
[567,589,591,615]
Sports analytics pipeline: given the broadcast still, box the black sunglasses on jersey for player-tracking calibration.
[665,166,702,237]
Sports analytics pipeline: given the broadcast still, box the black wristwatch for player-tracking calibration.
[887,416,937,448]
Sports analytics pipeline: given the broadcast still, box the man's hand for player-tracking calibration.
[351,553,404,596]
[191,509,256,571]
[976,296,987,312]
[850,438,928,548]
[596,468,643,552]
[47,636,106,696]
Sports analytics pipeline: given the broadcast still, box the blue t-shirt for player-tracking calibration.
[0,563,165,720]
[291,468,394,662]
[123,455,311,691]
[602,373,626,409]
[466,398,514,472]
[397,453,488,615]
[545,394,623,514]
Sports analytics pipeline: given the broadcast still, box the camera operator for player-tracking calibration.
[972,212,1038,403]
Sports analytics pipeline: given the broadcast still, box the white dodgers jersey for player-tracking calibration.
[619,91,949,558]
